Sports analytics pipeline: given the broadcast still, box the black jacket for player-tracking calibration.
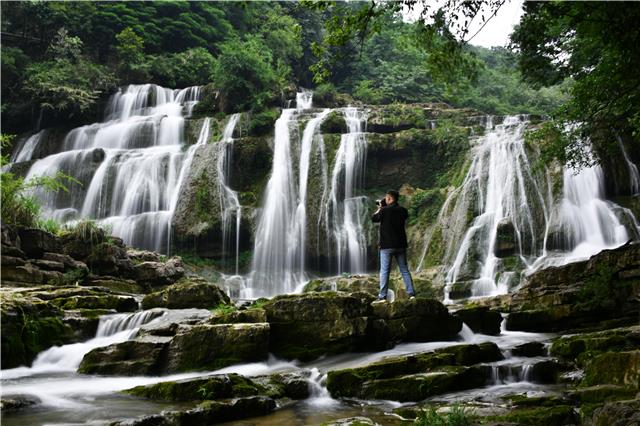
[371,202,409,249]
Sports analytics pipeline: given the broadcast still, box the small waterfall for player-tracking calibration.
[17,84,204,252]
[2,311,163,378]
[11,130,47,162]
[306,368,338,407]
[216,114,242,274]
[458,323,476,342]
[617,136,640,195]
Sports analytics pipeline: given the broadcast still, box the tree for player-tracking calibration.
[115,27,148,82]
[511,2,640,168]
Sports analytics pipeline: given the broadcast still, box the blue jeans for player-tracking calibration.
[379,248,415,299]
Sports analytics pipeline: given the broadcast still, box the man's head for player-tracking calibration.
[385,189,399,205]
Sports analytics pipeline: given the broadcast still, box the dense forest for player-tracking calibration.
[1,1,568,135]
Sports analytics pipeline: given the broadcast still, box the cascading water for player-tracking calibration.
[322,107,369,274]
[418,115,640,302]
[617,136,640,195]
[248,93,371,298]
[442,116,551,300]
[14,84,204,252]
[216,113,242,274]
[2,310,163,379]
[249,93,332,297]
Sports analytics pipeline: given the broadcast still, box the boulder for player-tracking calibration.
[507,242,640,332]
[453,306,503,335]
[1,263,44,285]
[327,342,503,398]
[587,399,640,426]
[369,298,462,348]
[262,292,373,361]
[1,291,74,368]
[166,323,270,372]
[134,257,185,287]
[583,351,640,387]
[209,308,267,324]
[87,276,148,294]
[17,228,62,258]
[512,341,547,357]
[550,325,640,363]
[0,394,41,412]
[141,276,230,310]
[495,219,517,257]
[78,339,169,376]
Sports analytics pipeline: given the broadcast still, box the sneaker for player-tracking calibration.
[409,296,416,300]
[373,298,387,304]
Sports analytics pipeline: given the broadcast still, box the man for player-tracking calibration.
[371,189,416,302]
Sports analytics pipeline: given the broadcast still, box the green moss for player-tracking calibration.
[550,326,638,364]
[248,108,279,136]
[582,351,640,387]
[420,226,445,268]
[485,405,577,425]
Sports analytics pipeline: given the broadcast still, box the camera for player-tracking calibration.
[376,198,387,207]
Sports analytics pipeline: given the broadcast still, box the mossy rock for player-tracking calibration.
[125,373,267,401]
[166,323,270,372]
[549,325,640,364]
[50,294,138,312]
[567,385,639,404]
[1,292,75,368]
[209,309,266,324]
[453,306,503,335]
[78,340,168,376]
[141,276,230,310]
[484,405,578,425]
[326,342,502,398]
[582,350,640,387]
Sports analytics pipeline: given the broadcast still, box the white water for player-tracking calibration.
[216,113,242,274]
[16,84,203,252]
[1,310,163,380]
[418,115,640,301]
[322,107,369,274]
[11,130,47,162]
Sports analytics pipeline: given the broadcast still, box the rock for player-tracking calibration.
[587,399,640,426]
[17,228,62,258]
[369,298,462,348]
[263,372,311,400]
[358,366,486,401]
[127,248,161,263]
[484,405,578,425]
[79,340,169,375]
[1,291,74,368]
[303,275,379,295]
[512,341,547,357]
[583,351,640,387]
[495,219,517,258]
[141,276,229,310]
[50,294,138,312]
[327,342,503,398]
[62,309,113,340]
[567,385,638,404]
[0,394,41,412]
[42,252,78,268]
[263,292,373,361]
[134,257,185,287]
[87,276,148,294]
[32,259,65,271]
[448,281,474,300]
[1,263,44,285]
[1,256,26,267]
[526,360,572,384]
[324,417,377,426]
[125,373,267,401]
[166,323,270,372]
[507,242,640,332]
[550,325,640,364]
[453,306,503,335]
[209,308,267,324]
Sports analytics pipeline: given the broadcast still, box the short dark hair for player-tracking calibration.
[386,190,399,201]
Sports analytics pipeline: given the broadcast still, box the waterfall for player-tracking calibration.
[418,115,640,302]
[442,116,551,300]
[2,310,163,379]
[16,84,204,252]
[216,114,242,274]
[11,130,47,162]
[617,136,640,195]
[249,93,332,297]
[323,107,369,274]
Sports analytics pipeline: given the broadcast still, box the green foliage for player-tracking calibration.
[1,136,80,228]
[211,303,237,315]
[60,219,111,246]
[512,2,640,168]
[36,218,61,235]
[248,109,280,136]
[408,189,446,226]
[353,80,387,104]
[148,48,215,88]
[212,36,284,113]
[415,405,474,426]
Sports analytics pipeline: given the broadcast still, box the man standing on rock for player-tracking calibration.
[371,189,416,302]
